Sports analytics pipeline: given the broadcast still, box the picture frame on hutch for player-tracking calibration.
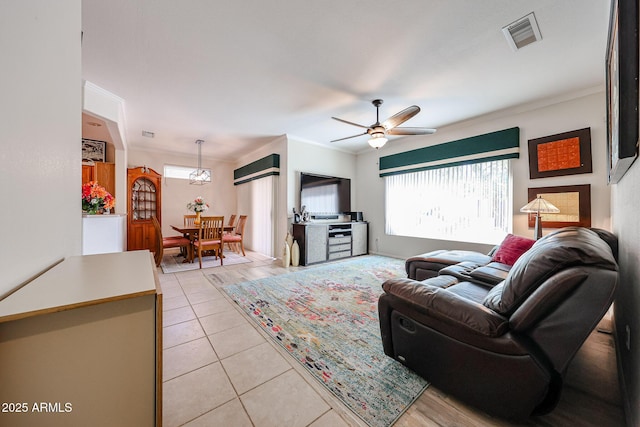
[605,0,639,184]
[527,128,592,179]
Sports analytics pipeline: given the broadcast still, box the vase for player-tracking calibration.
[283,241,290,268]
[291,240,300,267]
[194,211,201,226]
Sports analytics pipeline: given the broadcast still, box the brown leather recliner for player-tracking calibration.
[378,227,618,419]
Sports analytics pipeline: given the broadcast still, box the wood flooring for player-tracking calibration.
[392,315,624,427]
[207,254,626,427]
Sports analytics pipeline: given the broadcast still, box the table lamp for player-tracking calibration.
[520,195,560,239]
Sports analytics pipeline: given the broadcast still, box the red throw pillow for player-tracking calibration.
[491,234,536,266]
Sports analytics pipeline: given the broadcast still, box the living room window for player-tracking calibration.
[385,159,512,244]
[164,164,212,180]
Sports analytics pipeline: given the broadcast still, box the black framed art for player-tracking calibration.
[606,0,639,184]
[82,138,106,162]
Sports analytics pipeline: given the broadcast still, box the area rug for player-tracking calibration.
[160,251,251,274]
[222,255,429,427]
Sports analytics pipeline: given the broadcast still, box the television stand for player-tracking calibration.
[292,222,368,266]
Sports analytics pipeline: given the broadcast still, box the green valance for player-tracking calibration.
[234,154,280,185]
[379,127,520,177]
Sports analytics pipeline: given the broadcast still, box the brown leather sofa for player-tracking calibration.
[378,227,618,419]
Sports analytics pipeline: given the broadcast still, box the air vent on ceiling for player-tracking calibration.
[142,130,155,138]
[502,12,542,51]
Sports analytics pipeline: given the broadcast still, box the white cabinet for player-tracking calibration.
[306,225,328,264]
[352,222,368,256]
[293,222,368,266]
[0,251,162,427]
[82,213,126,255]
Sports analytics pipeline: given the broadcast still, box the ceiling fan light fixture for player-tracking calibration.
[368,132,387,149]
[331,98,437,146]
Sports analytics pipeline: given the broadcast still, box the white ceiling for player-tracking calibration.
[81,0,611,160]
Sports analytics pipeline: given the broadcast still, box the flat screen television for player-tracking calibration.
[300,172,351,216]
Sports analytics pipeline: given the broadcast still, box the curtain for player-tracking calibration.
[237,174,277,257]
[385,160,511,244]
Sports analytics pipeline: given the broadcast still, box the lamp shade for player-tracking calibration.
[520,195,560,213]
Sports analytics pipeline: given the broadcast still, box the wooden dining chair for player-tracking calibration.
[223,214,237,249]
[223,214,247,256]
[151,216,191,267]
[184,214,197,227]
[227,214,237,229]
[193,216,224,269]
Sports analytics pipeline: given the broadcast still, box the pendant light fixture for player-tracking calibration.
[189,139,211,185]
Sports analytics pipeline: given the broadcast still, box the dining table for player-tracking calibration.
[170,224,235,263]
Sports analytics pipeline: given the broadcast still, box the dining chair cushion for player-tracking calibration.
[222,235,242,243]
[194,239,222,247]
[163,237,191,248]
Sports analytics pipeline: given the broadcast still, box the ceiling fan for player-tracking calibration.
[331,99,436,149]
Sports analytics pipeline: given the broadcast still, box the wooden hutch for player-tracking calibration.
[127,167,162,252]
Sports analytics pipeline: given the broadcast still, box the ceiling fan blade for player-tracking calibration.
[387,127,437,135]
[382,106,420,130]
[331,117,370,129]
[330,131,368,142]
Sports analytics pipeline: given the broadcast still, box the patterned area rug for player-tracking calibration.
[161,251,251,274]
[223,255,429,427]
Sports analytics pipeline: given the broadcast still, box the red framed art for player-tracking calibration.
[527,128,592,179]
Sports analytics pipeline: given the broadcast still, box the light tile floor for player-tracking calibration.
[160,250,357,427]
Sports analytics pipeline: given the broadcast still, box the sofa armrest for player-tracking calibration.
[469,262,511,285]
[381,278,509,337]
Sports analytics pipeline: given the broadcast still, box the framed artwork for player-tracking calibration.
[82,138,106,162]
[526,184,591,229]
[527,128,592,179]
[605,0,638,184]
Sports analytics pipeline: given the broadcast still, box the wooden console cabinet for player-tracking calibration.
[292,222,368,266]
[0,251,162,426]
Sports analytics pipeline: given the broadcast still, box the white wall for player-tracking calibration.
[0,1,82,296]
[127,149,236,236]
[357,90,610,258]
[83,81,128,214]
[287,138,358,217]
[611,154,640,427]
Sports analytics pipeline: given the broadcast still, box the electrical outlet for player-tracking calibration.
[626,325,631,351]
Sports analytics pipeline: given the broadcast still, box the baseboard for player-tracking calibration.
[612,309,636,427]
[368,250,405,260]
